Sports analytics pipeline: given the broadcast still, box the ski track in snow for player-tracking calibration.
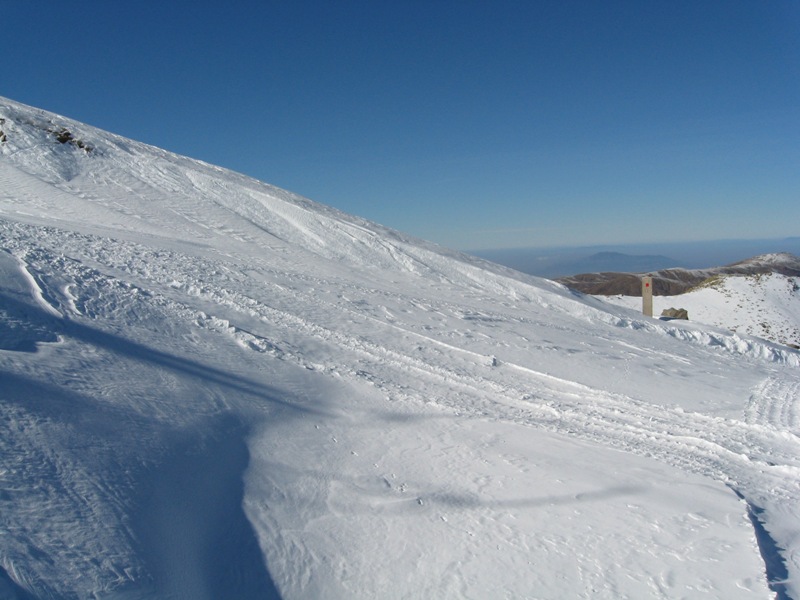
[3,97,800,598]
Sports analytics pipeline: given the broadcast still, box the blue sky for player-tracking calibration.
[4,1,799,250]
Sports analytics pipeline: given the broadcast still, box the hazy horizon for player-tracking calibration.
[471,235,800,278]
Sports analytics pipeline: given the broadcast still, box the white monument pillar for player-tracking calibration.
[642,275,653,317]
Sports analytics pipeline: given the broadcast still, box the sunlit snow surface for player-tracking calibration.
[604,272,800,351]
[1,96,799,599]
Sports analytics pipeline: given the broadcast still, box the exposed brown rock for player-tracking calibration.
[661,307,688,320]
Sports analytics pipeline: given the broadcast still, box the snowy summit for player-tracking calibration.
[1,96,800,599]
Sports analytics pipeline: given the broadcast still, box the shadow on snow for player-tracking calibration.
[0,293,315,598]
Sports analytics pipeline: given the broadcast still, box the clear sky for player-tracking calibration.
[3,1,799,250]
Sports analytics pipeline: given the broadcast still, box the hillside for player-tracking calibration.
[603,272,800,349]
[556,253,800,296]
[2,96,800,599]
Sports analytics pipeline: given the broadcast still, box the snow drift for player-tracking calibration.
[2,96,800,599]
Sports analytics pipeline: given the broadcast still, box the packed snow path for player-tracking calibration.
[2,96,800,598]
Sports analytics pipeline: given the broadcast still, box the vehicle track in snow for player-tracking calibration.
[5,218,800,597]
[8,220,800,493]
[746,376,800,434]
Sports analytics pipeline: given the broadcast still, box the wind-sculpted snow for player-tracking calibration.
[2,96,800,598]
[611,314,800,367]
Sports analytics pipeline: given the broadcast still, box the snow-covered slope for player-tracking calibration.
[603,271,800,349]
[2,96,800,599]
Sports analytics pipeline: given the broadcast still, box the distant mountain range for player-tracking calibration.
[556,252,800,296]
[472,248,685,278]
[472,238,800,279]
[563,251,685,274]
